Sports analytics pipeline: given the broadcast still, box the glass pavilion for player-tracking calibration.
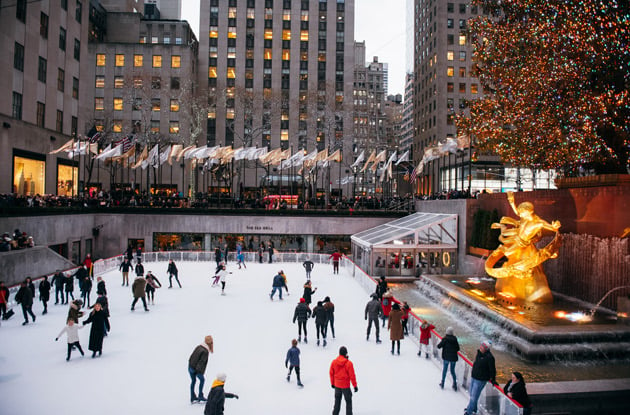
[351,213,458,277]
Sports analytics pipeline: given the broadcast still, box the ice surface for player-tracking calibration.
[1,260,467,414]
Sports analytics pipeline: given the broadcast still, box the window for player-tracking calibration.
[40,12,49,38]
[150,120,160,133]
[112,120,122,133]
[72,77,79,99]
[16,0,26,23]
[59,27,66,51]
[151,99,161,112]
[459,67,466,77]
[14,42,24,71]
[75,1,82,23]
[56,110,63,132]
[115,54,125,66]
[447,67,454,77]
[171,55,181,68]
[447,83,454,93]
[459,19,466,29]
[170,99,179,112]
[94,97,104,111]
[447,51,454,61]
[37,102,45,127]
[169,121,179,134]
[447,19,453,29]
[57,68,65,91]
[96,54,106,66]
[151,77,161,89]
[71,116,78,137]
[460,3,467,13]
[471,83,478,94]
[74,39,80,60]
[38,57,47,83]
[114,76,124,88]
[459,51,466,61]
[133,77,143,88]
[153,55,162,67]
[447,3,454,13]
[459,83,466,93]
[459,34,466,46]
[133,98,142,111]
[95,75,105,88]
[12,92,23,119]
[134,54,143,67]
[114,98,123,111]
[170,77,180,89]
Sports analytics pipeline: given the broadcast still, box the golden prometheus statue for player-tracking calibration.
[484,192,561,303]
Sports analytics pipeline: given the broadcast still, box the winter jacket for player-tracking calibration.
[51,272,66,289]
[132,277,147,298]
[272,273,284,287]
[419,323,435,345]
[15,286,34,307]
[73,267,88,287]
[204,381,237,415]
[380,294,396,317]
[329,252,342,262]
[145,274,162,290]
[81,278,92,294]
[365,298,382,319]
[119,261,132,272]
[83,308,110,352]
[375,280,388,298]
[312,304,328,326]
[64,275,74,292]
[329,355,357,389]
[27,281,36,298]
[68,300,84,323]
[39,279,51,301]
[189,344,211,374]
[471,349,497,383]
[293,302,311,322]
[0,287,7,305]
[135,263,144,277]
[302,260,314,272]
[57,323,84,343]
[324,300,335,320]
[96,280,107,296]
[285,346,300,367]
[437,334,460,362]
[302,285,316,304]
[167,262,178,275]
[504,380,532,409]
[388,309,404,341]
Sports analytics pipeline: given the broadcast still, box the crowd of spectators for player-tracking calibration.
[1,228,34,252]
[419,189,476,200]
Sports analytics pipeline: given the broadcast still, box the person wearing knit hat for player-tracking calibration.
[293,297,312,343]
[205,372,239,415]
[437,327,460,391]
[188,335,214,403]
[464,340,497,415]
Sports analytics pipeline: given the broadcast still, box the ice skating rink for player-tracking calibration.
[1,260,467,415]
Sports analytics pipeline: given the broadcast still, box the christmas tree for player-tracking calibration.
[456,0,629,175]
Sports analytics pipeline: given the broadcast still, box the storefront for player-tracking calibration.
[57,159,78,196]
[13,150,45,196]
[352,212,459,277]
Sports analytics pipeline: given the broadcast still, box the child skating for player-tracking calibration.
[56,317,85,361]
[285,339,303,387]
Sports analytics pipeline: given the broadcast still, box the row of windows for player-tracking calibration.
[96,54,181,68]
[13,92,77,134]
[17,0,82,25]
[95,120,180,134]
[447,82,479,94]
[94,98,180,113]
[14,38,80,74]
[209,0,345,12]
[446,3,474,14]
[95,76,181,90]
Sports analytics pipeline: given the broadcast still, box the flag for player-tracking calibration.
[86,126,102,143]
[350,150,365,168]
[177,145,196,161]
[361,150,376,172]
[370,150,387,172]
[114,135,134,153]
[395,150,410,165]
[159,145,172,165]
[326,149,342,163]
[131,146,148,169]
[49,139,75,154]
[168,144,183,165]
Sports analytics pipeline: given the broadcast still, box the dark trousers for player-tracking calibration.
[316,323,326,340]
[169,274,181,288]
[81,291,90,307]
[41,298,48,313]
[333,261,339,274]
[131,296,148,310]
[65,291,74,304]
[366,316,380,339]
[67,341,84,360]
[55,287,64,304]
[326,316,335,338]
[287,365,301,383]
[297,320,307,337]
[0,303,6,318]
[21,304,35,322]
[333,387,353,415]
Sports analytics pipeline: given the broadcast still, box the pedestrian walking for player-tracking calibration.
[504,372,532,415]
[83,302,110,358]
[388,303,404,355]
[15,280,36,325]
[312,300,328,347]
[302,257,314,280]
[204,373,239,415]
[270,271,285,301]
[293,298,311,343]
[323,296,335,339]
[365,293,382,343]
[131,275,149,311]
[464,341,497,415]
[51,270,66,305]
[39,275,51,315]
[329,251,342,274]
[56,317,85,361]
[329,346,358,415]
[188,335,214,403]
[437,327,460,391]
[167,259,182,288]
[119,258,132,286]
[418,321,435,358]
[145,271,162,304]
[285,339,303,387]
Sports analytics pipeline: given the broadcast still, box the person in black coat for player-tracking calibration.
[302,280,317,305]
[293,298,311,343]
[79,271,93,308]
[64,273,75,304]
[375,276,388,300]
[167,259,181,288]
[96,276,107,296]
[73,265,89,293]
[268,245,274,263]
[215,247,222,267]
[302,258,314,280]
[119,258,132,286]
[437,326,460,390]
[51,271,66,305]
[15,280,36,325]
[204,373,239,415]
[38,275,51,315]
[465,341,497,415]
[504,372,532,415]
[83,302,110,358]
[312,301,329,347]
[25,277,36,298]
[126,245,133,261]
[135,260,145,277]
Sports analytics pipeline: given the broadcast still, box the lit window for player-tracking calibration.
[94,97,104,111]
[113,120,122,132]
[150,120,159,133]
[447,51,454,61]
[151,36,158,44]
[228,28,237,38]
[95,121,104,131]
[115,54,125,66]
[228,7,237,18]
[209,28,218,38]
[447,67,454,77]
[170,99,179,112]
[95,75,105,88]
[471,84,478,94]
[114,98,123,111]
[301,31,309,41]
[134,54,143,67]
[281,130,289,141]
[247,9,255,19]
[171,55,181,68]
[283,10,291,20]
[264,29,273,40]
[459,67,466,77]
[209,67,217,78]
[459,51,466,61]
[264,49,272,59]
[226,108,235,119]
[283,30,291,40]
[151,99,160,112]
[283,50,290,60]
[114,76,124,88]
[96,54,106,66]
[153,55,162,67]
[169,121,179,134]
[227,68,236,78]
[133,77,143,88]
[459,35,466,46]
[447,82,454,92]
[301,11,309,21]
[459,83,466,93]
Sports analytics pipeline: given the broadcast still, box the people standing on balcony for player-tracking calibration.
[504,371,532,415]
[119,258,132,286]
[329,251,342,274]
[293,297,311,343]
[418,321,435,358]
[302,257,314,280]
[464,340,497,415]
[437,326,460,391]
[167,259,181,288]
[365,293,382,343]
[388,302,404,355]
[38,275,51,315]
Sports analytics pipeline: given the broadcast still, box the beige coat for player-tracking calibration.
[388,309,404,341]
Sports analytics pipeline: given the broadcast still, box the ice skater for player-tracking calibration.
[204,373,239,415]
[145,271,162,305]
[312,300,328,347]
[302,257,314,280]
[82,302,110,358]
[39,275,51,315]
[167,259,182,288]
[418,320,435,358]
[236,251,246,269]
[56,317,85,361]
[217,264,231,295]
[292,298,311,343]
[188,335,214,403]
[285,339,303,387]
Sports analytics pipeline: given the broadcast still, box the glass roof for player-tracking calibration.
[351,212,458,248]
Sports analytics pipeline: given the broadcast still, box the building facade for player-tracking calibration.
[0,0,90,196]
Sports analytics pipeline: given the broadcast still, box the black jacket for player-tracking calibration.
[471,349,496,383]
[312,304,328,326]
[39,279,51,301]
[504,380,531,408]
[51,272,66,289]
[293,302,311,322]
[96,280,107,295]
[65,275,74,292]
[119,261,132,272]
[15,286,34,307]
[204,384,237,415]
[376,280,388,298]
[135,263,144,276]
[302,260,314,272]
[167,262,178,275]
[437,334,460,362]
[302,285,316,304]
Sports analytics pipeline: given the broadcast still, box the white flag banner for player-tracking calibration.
[95,144,123,161]
[248,147,267,160]
[142,144,160,169]
[178,145,196,161]
[232,147,247,161]
[185,145,206,160]
[350,150,365,168]
[386,151,397,166]
[395,150,410,166]
[303,150,318,161]
[159,145,172,166]
[439,137,459,154]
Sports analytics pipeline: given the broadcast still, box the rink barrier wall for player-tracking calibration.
[18,251,522,415]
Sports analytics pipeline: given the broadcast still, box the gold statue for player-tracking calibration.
[484,192,561,303]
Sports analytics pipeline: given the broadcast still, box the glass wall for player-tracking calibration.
[13,155,45,196]
[154,233,204,251]
[57,162,78,196]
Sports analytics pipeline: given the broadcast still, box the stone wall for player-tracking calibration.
[0,246,75,286]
